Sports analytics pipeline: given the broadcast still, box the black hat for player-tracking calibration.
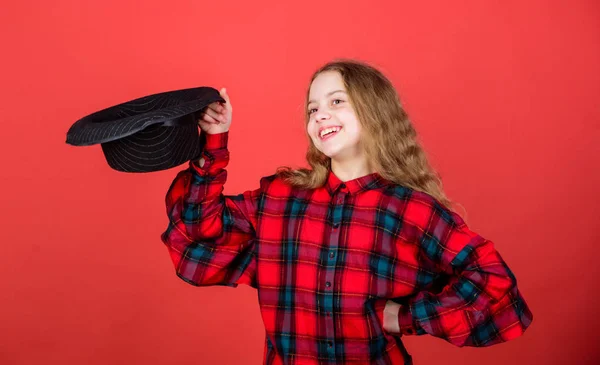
[66,86,225,173]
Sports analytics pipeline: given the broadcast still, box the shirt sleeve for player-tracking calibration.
[160,131,262,289]
[390,193,534,347]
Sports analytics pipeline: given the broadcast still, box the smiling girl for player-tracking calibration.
[161,59,533,365]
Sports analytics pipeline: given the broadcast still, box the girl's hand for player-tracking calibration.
[383,300,401,333]
[197,88,232,135]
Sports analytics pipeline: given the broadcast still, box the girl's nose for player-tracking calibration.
[315,110,331,121]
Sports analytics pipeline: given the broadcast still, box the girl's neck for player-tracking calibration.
[331,158,374,182]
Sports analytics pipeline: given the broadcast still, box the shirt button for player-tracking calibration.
[328,341,333,348]
[333,222,340,229]
[329,251,335,258]
[340,183,346,189]
[325,281,331,288]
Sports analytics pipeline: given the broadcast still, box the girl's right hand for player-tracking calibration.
[197,88,232,135]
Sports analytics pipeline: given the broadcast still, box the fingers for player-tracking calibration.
[220,88,229,102]
[220,87,232,111]
[200,112,220,125]
[203,106,226,123]
[206,101,225,114]
[197,87,231,128]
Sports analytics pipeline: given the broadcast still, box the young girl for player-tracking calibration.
[161,60,533,365]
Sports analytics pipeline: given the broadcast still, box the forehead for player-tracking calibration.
[309,71,345,97]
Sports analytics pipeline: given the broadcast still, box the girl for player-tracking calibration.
[161,59,533,365]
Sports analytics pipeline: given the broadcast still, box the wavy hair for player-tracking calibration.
[275,59,464,216]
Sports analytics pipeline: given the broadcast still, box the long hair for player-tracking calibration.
[275,59,464,216]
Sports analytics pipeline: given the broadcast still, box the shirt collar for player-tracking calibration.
[325,169,392,196]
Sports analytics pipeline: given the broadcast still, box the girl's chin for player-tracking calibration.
[316,141,352,159]
[318,149,340,159]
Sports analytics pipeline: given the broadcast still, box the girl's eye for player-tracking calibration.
[308,99,343,115]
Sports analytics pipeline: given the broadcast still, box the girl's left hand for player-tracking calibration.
[383,300,401,333]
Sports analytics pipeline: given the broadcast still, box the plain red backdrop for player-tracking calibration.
[1,1,598,364]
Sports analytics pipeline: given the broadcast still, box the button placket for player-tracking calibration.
[326,193,343,288]
[322,186,346,359]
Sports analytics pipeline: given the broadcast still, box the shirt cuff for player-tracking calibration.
[189,131,229,176]
[397,303,417,335]
[204,130,229,150]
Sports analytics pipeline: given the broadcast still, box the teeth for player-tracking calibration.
[320,126,341,138]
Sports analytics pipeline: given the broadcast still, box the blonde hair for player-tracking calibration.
[275,59,465,216]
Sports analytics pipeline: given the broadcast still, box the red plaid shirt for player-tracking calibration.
[161,131,533,365]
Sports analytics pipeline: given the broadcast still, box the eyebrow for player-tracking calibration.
[308,90,346,104]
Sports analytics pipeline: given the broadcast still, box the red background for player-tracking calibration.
[1,1,598,364]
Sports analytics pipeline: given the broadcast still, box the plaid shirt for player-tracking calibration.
[160,131,533,365]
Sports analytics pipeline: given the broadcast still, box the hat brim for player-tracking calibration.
[66,87,224,146]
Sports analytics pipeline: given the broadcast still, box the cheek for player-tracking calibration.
[307,119,319,133]
[337,108,357,123]
[307,126,317,142]
[338,112,360,130]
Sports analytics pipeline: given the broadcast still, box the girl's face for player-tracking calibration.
[307,71,363,162]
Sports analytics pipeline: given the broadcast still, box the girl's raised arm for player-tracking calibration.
[160,131,265,288]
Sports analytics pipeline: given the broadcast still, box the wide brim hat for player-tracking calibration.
[66,86,225,173]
